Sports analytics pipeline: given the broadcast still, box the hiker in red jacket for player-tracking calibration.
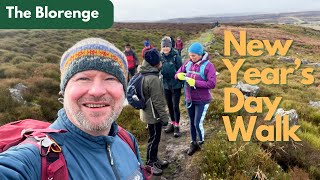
[124,43,139,80]
[175,36,183,56]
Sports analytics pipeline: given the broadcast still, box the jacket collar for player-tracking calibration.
[139,60,160,74]
[53,108,118,145]
[190,51,209,65]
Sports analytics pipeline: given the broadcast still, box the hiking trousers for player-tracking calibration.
[164,88,181,124]
[128,68,136,81]
[177,49,182,56]
[147,122,163,164]
[187,103,210,142]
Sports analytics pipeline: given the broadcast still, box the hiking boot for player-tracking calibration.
[173,126,180,137]
[187,141,200,156]
[164,123,174,133]
[155,159,169,169]
[198,141,204,149]
[146,162,163,176]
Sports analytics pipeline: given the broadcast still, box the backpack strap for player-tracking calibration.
[117,126,136,154]
[185,61,192,73]
[173,54,177,62]
[199,60,209,80]
[22,130,68,180]
[172,54,179,69]
[39,136,68,180]
[185,60,209,80]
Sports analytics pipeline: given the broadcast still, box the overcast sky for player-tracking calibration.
[110,0,320,22]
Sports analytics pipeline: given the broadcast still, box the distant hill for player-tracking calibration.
[158,11,320,25]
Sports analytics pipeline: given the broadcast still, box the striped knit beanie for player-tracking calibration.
[60,38,128,95]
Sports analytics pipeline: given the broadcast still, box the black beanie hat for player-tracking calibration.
[144,48,161,66]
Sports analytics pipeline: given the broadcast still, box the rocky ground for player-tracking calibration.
[156,112,218,180]
[158,114,195,180]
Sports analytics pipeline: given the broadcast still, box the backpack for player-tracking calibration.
[0,119,68,180]
[0,119,151,180]
[185,60,209,80]
[170,36,175,48]
[127,72,158,109]
[161,55,178,79]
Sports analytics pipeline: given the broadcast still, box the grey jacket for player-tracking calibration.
[139,60,169,124]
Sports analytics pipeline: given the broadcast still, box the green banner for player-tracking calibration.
[0,0,113,29]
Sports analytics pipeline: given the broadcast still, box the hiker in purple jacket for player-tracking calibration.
[175,42,216,156]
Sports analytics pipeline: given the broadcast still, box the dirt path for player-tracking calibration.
[158,113,196,180]
[154,29,216,180]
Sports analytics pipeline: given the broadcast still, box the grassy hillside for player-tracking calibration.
[160,11,320,25]
[0,23,211,125]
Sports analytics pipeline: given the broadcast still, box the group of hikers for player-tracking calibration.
[0,35,216,179]
[124,36,184,81]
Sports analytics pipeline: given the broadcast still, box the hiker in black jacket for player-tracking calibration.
[160,36,183,137]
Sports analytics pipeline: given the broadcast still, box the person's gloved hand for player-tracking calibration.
[185,77,195,87]
[176,73,186,80]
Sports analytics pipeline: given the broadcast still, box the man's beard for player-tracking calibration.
[65,96,124,133]
[74,108,121,132]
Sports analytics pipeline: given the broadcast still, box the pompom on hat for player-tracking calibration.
[59,38,128,95]
[188,42,204,55]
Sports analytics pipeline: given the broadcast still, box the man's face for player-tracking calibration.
[125,47,131,51]
[64,70,125,136]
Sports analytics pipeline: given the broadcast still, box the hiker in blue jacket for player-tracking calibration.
[160,36,183,138]
[0,38,146,180]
